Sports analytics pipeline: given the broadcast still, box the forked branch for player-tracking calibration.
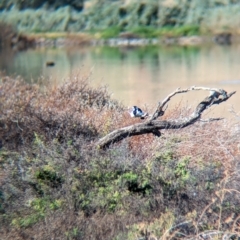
[96,86,236,149]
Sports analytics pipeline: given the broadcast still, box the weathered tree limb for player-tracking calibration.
[96,87,236,149]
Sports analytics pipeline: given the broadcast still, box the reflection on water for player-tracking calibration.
[1,45,240,117]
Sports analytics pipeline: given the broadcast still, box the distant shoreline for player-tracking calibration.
[24,32,236,48]
[1,1,240,49]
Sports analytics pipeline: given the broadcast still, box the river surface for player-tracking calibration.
[1,44,240,118]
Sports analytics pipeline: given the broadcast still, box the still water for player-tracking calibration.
[1,45,240,118]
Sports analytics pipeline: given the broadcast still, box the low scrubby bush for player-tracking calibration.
[0,76,240,239]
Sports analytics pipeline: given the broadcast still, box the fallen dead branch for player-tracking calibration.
[96,86,236,149]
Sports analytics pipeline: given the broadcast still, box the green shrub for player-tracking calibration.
[11,198,63,228]
[11,213,44,228]
[35,168,63,188]
[159,25,200,37]
[128,26,159,38]
[99,26,122,39]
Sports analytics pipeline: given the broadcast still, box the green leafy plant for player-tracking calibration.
[128,26,160,38]
[99,26,122,39]
[159,25,200,37]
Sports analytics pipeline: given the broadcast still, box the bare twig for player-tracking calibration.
[11,119,23,131]
[199,118,224,122]
[160,220,192,240]
[192,230,239,240]
[96,87,236,149]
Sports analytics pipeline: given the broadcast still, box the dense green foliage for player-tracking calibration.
[0,0,84,11]
[0,0,239,35]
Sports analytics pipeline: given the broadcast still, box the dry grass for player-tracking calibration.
[0,75,240,239]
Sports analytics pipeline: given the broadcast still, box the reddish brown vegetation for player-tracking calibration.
[0,76,240,239]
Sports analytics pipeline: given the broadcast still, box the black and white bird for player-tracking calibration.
[129,106,148,119]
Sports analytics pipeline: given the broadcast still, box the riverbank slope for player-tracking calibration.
[0,76,240,239]
[0,0,240,45]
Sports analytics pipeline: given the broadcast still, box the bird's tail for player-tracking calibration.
[140,112,149,119]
